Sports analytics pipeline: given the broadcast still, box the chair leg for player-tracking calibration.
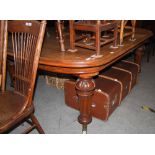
[96,22,101,56]
[30,114,45,134]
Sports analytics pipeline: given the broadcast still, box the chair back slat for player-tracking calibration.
[11,32,38,96]
[8,21,46,103]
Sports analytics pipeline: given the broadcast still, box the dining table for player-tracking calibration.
[37,27,153,133]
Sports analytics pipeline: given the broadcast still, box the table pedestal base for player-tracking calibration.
[76,76,96,133]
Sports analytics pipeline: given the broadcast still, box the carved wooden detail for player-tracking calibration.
[76,77,95,127]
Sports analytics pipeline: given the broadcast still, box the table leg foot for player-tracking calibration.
[82,124,87,134]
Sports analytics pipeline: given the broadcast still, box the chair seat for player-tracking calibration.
[0,91,31,132]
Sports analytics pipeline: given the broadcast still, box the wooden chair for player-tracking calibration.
[0,21,7,91]
[0,20,46,133]
[55,20,65,52]
[69,20,119,57]
[119,20,136,46]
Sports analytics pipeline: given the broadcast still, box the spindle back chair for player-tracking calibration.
[0,20,46,133]
[0,20,7,91]
[9,21,44,99]
[69,20,119,57]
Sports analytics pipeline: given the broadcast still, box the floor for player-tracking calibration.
[11,52,155,134]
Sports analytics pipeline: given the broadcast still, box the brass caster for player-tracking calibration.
[82,124,87,134]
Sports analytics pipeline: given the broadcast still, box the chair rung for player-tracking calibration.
[22,125,36,134]
[26,119,33,126]
[75,42,96,50]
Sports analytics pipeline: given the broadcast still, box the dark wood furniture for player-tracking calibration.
[37,28,152,133]
[69,20,119,57]
[7,26,152,133]
[0,20,46,133]
[137,20,155,62]
[145,39,155,62]
[0,21,7,91]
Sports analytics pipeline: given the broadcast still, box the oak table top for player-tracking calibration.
[39,28,153,75]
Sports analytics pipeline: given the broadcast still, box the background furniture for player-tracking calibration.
[137,20,155,62]
[0,20,46,133]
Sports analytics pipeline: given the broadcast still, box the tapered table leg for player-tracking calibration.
[75,76,95,134]
[134,47,144,72]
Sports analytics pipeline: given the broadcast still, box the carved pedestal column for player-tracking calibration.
[134,47,144,72]
[75,76,95,133]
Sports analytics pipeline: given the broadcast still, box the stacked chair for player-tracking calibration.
[69,20,119,57]
[0,20,46,133]
[65,20,139,121]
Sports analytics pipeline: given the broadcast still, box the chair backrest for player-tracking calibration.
[8,20,46,107]
[0,20,7,91]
